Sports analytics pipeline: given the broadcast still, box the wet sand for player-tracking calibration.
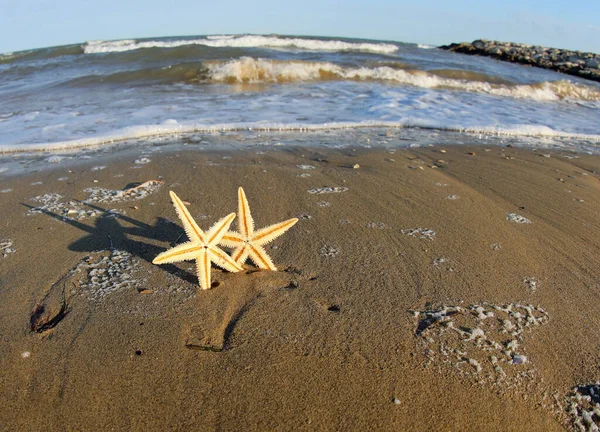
[1,144,599,430]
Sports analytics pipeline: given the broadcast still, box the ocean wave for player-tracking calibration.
[62,62,210,86]
[205,57,600,102]
[0,52,17,61]
[0,50,31,64]
[82,35,399,54]
[62,57,600,103]
[0,45,83,65]
[2,120,599,154]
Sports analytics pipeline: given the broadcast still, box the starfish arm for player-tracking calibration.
[219,231,244,249]
[248,243,277,271]
[252,218,299,246]
[237,187,254,237]
[231,243,250,265]
[196,248,211,290]
[206,212,237,245]
[152,242,202,264]
[169,191,205,243]
[209,246,243,273]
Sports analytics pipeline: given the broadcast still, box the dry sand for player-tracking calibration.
[0,144,599,431]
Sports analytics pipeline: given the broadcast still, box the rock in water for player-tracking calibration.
[439,40,600,83]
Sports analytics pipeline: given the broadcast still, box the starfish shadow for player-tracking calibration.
[23,201,307,351]
[21,201,198,285]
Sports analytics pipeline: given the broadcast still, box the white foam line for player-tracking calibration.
[1,121,600,154]
[83,35,399,55]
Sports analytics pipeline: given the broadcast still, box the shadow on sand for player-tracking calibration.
[23,200,302,351]
[22,200,197,285]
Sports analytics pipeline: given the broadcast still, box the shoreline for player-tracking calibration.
[1,143,599,430]
[3,123,600,157]
[1,127,598,183]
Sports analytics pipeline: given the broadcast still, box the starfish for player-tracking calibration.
[152,191,243,290]
[220,187,298,270]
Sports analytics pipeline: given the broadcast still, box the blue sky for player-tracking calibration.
[1,0,599,53]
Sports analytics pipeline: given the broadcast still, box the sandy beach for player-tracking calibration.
[1,143,599,430]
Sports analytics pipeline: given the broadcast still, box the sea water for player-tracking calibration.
[1,34,599,154]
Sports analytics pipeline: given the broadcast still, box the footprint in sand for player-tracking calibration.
[185,268,316,352]
[29,249,141,334]
[30,272,73,334]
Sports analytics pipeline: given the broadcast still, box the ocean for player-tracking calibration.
[1,34,600,155]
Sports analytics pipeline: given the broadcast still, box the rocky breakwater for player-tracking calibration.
[440,40,600,82]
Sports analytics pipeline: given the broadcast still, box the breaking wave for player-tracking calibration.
[205,57,600,102]
[60,57,600,103]
[82,35,399,54]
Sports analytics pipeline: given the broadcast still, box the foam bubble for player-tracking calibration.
[507,213,532,224]
[401,228,436,240]
[308,186,348,194]
[28,193,102,220]
[1,240,16,258]
[84,180,162,203]
[75,249,141,301]
[567,383,600,431]
[413,302,549,385]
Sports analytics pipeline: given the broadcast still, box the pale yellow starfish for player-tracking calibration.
[152,191,243,290]
[220,187,298,270]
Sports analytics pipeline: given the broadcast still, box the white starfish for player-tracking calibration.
[220,187,298,270]
[152,191,243,290]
